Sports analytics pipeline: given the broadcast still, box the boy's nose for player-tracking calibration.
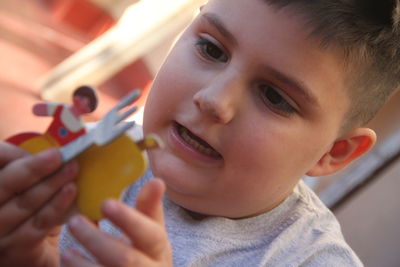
[193,76,240,124]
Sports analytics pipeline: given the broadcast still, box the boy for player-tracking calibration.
[1,0,399,266]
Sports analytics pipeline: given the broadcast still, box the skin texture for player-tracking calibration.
[0,143,78,267]
[143,0,375,219]
[0,0,377,265]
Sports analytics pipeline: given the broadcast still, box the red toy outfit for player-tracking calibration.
[45,105,86,146]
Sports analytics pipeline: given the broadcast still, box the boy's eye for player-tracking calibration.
[196,37,228,62]
[259,85,296,115]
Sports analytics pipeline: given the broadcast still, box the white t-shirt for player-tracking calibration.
[59,168,363,266]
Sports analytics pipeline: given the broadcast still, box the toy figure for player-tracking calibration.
[6,85,98,149]
[5,86,162,220]
[33,85,98,146]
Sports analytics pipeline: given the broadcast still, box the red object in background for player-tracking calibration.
[45,0,115,40]
[43,0,154,107]
[6,132,41,146]
[107,59,153,108]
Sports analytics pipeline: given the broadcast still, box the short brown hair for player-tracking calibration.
[73,85,98,112]
[264,0,400,131]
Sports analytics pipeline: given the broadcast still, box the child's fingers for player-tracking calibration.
[102,199,171,261]
[0,142,28,168]
[0,161,78,237]
[101,178,169,260]
[67,215,154,266]
[0,148,62,204]
[135,178,166,224]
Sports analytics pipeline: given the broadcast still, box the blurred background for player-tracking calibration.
[0,0,399,266]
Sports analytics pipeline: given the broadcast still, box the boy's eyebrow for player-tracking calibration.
[201,13,238,46]
[265,66,320,108]
[200,13,318,108]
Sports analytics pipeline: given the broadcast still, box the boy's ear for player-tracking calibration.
[306,128,376,177]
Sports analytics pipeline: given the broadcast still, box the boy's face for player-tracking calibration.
[73,95,91,114]
[144,0,350,218]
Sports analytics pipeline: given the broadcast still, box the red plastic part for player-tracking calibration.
[6,132,41,146]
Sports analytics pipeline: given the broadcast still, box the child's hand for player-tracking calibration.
[63,178,173,267]
[0,142,78,266]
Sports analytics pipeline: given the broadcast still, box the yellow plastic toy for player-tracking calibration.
[6,87,162,221]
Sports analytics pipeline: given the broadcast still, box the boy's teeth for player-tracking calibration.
[179,126,221,158]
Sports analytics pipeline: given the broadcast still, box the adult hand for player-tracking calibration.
[0,142,78,267]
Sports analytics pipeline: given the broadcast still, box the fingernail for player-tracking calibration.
[62,249,80,262]
[37,148,59,163]
[104,199,119,213]
[62,182,75,192]
[69,215,83,229]
[62,249,73,261]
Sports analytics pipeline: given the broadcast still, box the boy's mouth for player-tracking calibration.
[175,122,222,159]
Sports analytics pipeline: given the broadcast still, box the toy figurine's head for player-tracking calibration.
[73,85,98,114]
